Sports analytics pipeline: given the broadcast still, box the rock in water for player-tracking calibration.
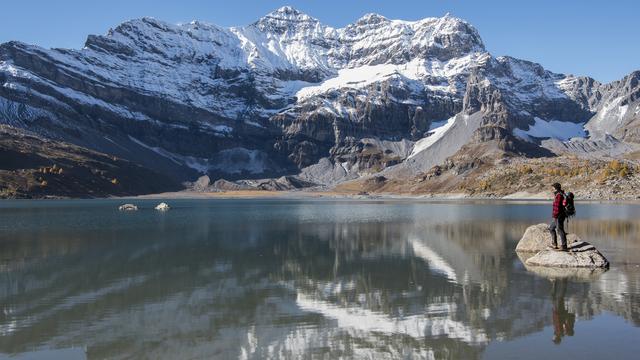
[525,241,609,269]
[155,202,170,211]
[517,253,607,280]
[515,223,581,253]
[119,204,138,211]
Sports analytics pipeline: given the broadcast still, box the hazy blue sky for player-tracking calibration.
[1,0,637,82]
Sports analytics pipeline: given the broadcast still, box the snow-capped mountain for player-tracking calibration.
[1,6,638,186]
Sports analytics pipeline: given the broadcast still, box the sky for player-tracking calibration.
[1,0,637,83]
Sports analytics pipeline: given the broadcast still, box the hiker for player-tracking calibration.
[550,182,568,251]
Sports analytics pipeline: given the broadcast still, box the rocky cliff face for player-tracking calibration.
[583,71,640,142]
[1,6,638,189]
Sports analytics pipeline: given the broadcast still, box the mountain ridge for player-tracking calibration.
[1,6,638,198]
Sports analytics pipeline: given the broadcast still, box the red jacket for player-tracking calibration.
[552,192,566,218]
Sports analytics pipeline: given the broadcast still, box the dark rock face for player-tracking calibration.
[0,126,179,198]
[274,78,445,169]
[0,7,638,190]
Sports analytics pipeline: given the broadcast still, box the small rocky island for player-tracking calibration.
[155,202,170,211]
[516,223,609,269]
[118,204,138,211]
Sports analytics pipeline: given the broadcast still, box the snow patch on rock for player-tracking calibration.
[513,117,586,142]
[296,53,487,100]
[408,116,456,159]
[585,96,630,138]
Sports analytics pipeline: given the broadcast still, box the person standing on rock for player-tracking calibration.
[550,182,568,251]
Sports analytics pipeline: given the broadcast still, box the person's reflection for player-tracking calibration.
[551,278,575,344]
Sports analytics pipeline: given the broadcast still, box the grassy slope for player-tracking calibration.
[335,140,640,200]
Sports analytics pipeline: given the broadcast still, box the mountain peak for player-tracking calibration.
[253,6,320,33]
[429,14,485,53]
[108,17,178,38]
[355,13,389,25]
[259,6,316,23]
[272,6,304,15]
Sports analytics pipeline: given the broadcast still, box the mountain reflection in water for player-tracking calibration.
[0,199,639,359]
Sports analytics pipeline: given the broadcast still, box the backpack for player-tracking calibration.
[563,192,576,217]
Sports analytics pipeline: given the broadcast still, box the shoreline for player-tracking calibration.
[134,190,546,200]
[127,190,640,204]
[2,190,639,204]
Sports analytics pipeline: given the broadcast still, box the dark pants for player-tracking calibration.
[550,216,567,249]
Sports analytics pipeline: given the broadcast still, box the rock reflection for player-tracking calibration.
[522,262,608,281]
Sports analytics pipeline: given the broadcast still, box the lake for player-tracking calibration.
[1,199,639,359]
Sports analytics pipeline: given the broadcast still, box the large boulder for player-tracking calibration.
[525,241,609,269]
[517,252,607,280]
[515,223,580,252]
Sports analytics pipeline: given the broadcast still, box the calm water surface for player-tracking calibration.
[0,199,639,359]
